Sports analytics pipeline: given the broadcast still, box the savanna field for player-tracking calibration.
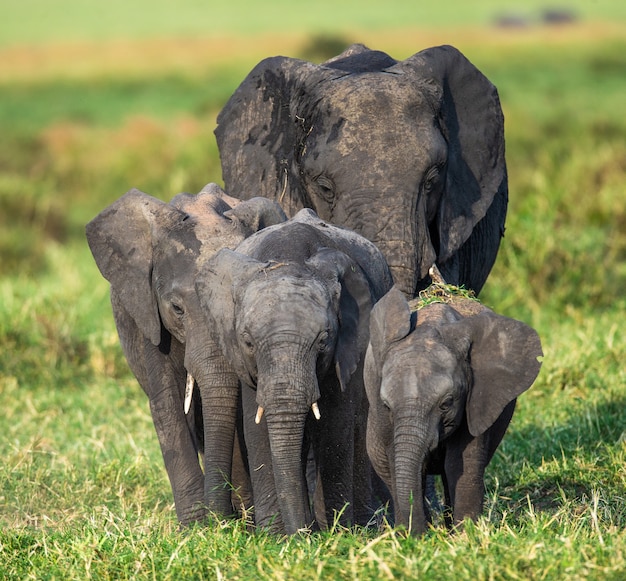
[1,1,625,578]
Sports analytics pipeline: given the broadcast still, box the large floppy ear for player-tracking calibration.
[215,56,319,216]
[306,248,375,391]
[399,45,507,263]
[367,286,413,369]
[445,311,543,437]
[195,248,268,386]
[85,189,182,346]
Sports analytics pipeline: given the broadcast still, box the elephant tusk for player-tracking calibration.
[184,373,194,415]
[311,402,321,420]
[255,406,264,424]
[429,264,446,285]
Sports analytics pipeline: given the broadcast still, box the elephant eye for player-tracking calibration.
[317,330,329,350]
[241,331,255,352]
[423,164,443,194]
[315,176,335,202]
[439,396,454,412]
[171,302,185,317]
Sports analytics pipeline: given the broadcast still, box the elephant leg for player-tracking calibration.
[150,382,206,525]
[444,436,488,526]
[241,382,284,532]
[314,382,355,528]
[440,471,454,529]
[446,400,516,526]
[114,305,205,526]
[231,398,253,515]
[351,382,375,527]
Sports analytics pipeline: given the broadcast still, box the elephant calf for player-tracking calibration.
[364,282,543,535]
[86,183,286,525]
[196,208,394,535]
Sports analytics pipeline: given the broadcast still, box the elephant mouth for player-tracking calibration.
[254,401,321,424]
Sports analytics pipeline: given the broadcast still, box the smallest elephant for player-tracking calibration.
[364,282,543,535]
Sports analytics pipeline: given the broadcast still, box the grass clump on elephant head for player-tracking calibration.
[410,265,481,313]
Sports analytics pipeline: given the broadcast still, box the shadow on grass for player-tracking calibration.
[490,393,626,522]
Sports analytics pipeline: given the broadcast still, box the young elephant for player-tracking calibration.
[364,284,543,535]
[86,183,286,525]
[196,208,394,534]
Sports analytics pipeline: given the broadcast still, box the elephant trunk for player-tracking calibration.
[265,407,311,534]
[393,408,433,535]
[345,194,436,297]
[188,341,240,517]
[257,351,317,535]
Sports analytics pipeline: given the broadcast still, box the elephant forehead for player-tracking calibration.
[308,81,439,168]
[243,273,330,312]
[386,335,458,378]
[381,344,457,404]
[164,220,244,268]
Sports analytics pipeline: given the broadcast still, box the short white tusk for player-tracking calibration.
[311,402,321,420]
[184,373,194,415]
[255,406,264,424]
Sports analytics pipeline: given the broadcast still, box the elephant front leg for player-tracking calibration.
[351,383,376,527]
[149,385,206,526]
[445,402,516,528]
[241,382,284,532]
[443,431,490,528]
[313,384,355,528]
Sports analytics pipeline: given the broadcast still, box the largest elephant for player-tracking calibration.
[215,43,508,297]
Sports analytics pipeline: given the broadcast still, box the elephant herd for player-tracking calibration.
[86,44,543,536]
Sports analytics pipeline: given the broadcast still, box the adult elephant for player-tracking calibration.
[196,209,394,534]
[215,43,507,297]
[86,184,286,525]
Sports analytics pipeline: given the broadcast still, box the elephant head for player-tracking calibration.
[364,286,543,534]
[215,43,507,297]
[196,214,390,534]
[85,184,287,522]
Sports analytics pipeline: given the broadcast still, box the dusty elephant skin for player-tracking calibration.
[196,209,394,535]
[85,184,286,525]
[215,43,508,298]
[364,285,543,535]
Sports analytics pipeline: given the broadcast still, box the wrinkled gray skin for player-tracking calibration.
[196,209,394,535]
[365,286,543,535]
[86,184,287,525]
[216,43,508,298]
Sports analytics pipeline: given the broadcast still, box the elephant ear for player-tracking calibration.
[367,286,413,369]
[399,45,507,263]
[85,189,184,346]
[215,56,320,216]
[195,248,268,386]
[306,248,374,392]
[446,311,543,437]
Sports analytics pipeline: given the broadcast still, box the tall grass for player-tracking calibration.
[1,21,625,579]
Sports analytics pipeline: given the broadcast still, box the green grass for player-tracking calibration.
[1,9,626,579]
